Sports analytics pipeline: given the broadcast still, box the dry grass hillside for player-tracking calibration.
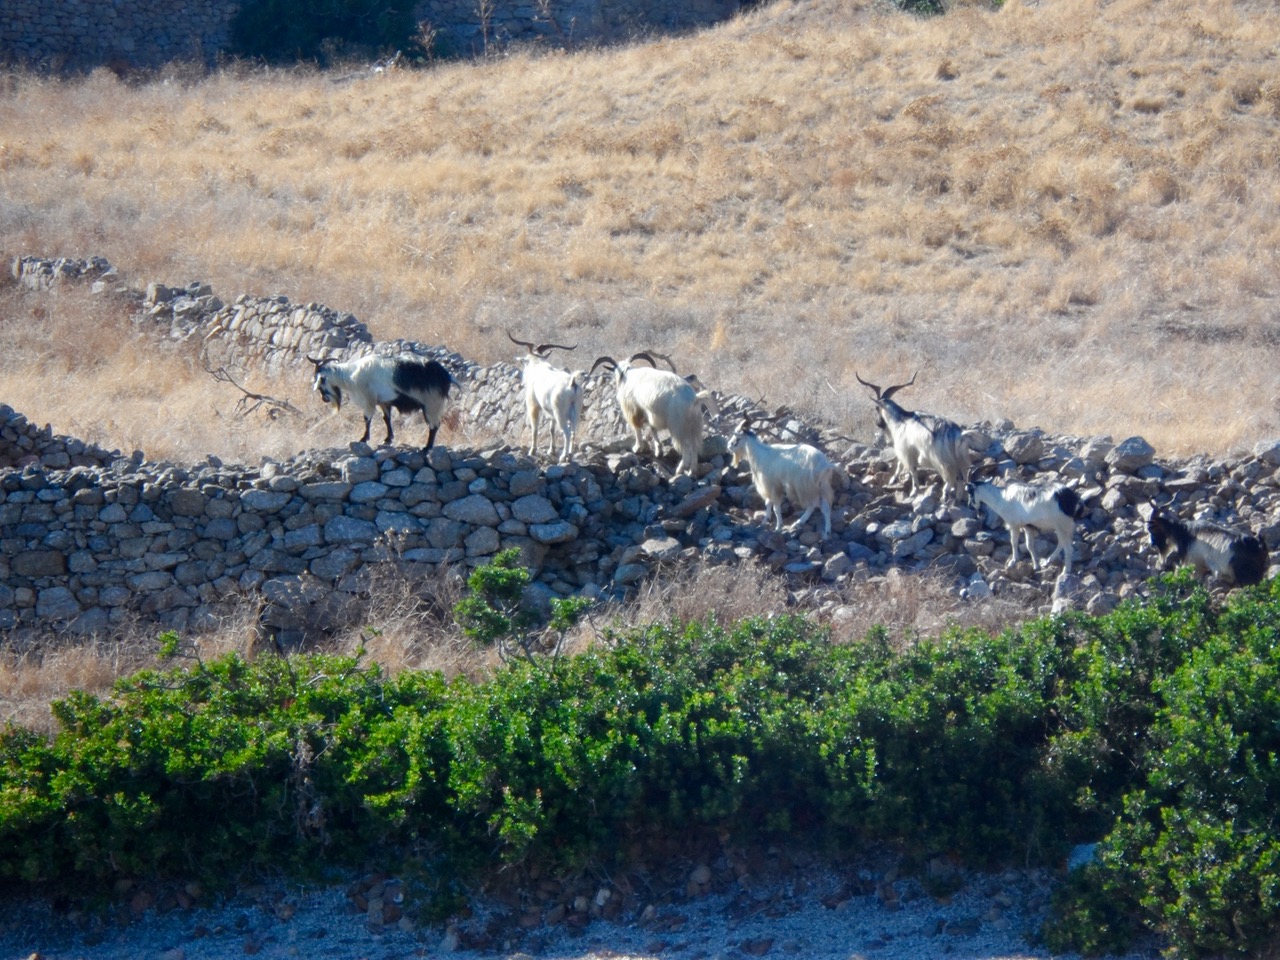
[0,0,1277,462]
[1,0,1278,726]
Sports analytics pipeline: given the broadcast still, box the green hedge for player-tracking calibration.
[4,568,1280,955]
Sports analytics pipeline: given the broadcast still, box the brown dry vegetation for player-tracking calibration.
[2,0,1279,720]
[1,0,1278,458]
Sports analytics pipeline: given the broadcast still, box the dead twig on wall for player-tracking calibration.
[202,359,303,421]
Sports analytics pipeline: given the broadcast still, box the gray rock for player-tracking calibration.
[13,550,66,577]
[1002,431,1044,465]
[530,521,579,545]
[512,494,559,524]
[443,494,501,526]
[1106,436,1155,473]
[241,489,293,512]
[36,586,81,620]
[349,480,390,503]
[324,515,379,544]
[613,562,648,585]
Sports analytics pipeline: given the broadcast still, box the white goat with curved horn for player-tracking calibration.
[856,371,971,502]
[966,472,1085,575]
[728,414,839,537]
[588,352,717,477]
[508,331,585,463]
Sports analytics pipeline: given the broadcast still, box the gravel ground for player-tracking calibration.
[0,858,1162,960]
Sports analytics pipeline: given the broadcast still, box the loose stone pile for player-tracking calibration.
[5,255,1280,641]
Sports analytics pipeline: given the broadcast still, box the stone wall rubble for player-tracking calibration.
[5,255,1280,641]
[0,0,740,72]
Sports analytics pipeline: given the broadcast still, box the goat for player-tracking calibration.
[966,476,1085,575]
[728,416,838,537]
[589,352,718,477]
[1146,510,1267,587]
[856,372,971,502]
[308,352,458,451]
[508,332,584,463]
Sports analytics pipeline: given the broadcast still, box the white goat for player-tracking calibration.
[966,477,1083,575]
[857,372,971,502]
[508,332,584,463]
[589,352,718,477]
[729,417,838,537]
[308,352,458,451]
[1147,510,1267,587]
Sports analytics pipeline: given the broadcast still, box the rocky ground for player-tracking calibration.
[0,851,1162,960]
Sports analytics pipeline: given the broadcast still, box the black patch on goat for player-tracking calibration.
[1053,486,1084,521]
[1147,513,1192,558]
[1148,511,1267,587]
[1231,534,1268,586]
[393,357,453,398]
[389,357,455,451]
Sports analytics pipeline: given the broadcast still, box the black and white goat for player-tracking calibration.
[966,475,1085,575]
[308,352,458,451]
[508,332,584,463]
[728,416,839,537]
[589,352,718,477]
[856,372,971,502]
[1147,510,1267,587]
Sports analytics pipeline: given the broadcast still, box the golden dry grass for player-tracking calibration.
[0,0,1277,460]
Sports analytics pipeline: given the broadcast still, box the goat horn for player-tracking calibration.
[506,331,539,353]
[881,371,918,401]
[589,355,618,375]
[306,355,326,367]
[647,350,679,372]
[628,352,659,368]
[854,372,881,397]
[535,341,578,356]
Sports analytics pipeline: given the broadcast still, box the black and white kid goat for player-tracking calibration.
[308,352,458,451]
[966,475,1085,576]
[856,372,971,502]
[1147,510,1267,587]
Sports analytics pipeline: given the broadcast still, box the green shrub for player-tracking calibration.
[6,556,1280,956]
[1046,574,1280,956]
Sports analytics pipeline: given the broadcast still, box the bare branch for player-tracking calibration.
[202,359,304,421]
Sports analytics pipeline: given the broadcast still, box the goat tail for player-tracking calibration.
[935,424,972,480]
[696,389,720,417]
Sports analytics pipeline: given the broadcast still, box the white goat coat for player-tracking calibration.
[312,353,455,449]
[881,405,970,501]
[969,480,1077,574]
[731,430,837,537]
[517,355,584,462]
[612,365,706,477]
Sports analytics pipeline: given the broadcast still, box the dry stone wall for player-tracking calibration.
[6,254,1280,642]
[0,0,739,72]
